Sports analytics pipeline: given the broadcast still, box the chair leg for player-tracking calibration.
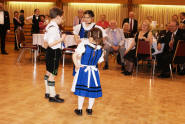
[152,56,156,79]
[136,59,139,76]
[34,49,37,64]
[169,64,173,80]
[17,49,25,63]
[152,59,156,79]
[62,53,65,68]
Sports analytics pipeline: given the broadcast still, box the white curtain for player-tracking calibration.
[63,3,128,28]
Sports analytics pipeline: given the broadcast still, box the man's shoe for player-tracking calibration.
[121,63,125,72]
[123,71,132,75]
[86,109,92,115]
[45,93,50,98]
[49,95,64,103]
[1,51,8,55]
[74,109,82,116]
[158,73,170,78]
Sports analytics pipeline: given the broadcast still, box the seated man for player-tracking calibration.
[103,20,126,71]
[157,21,185,78]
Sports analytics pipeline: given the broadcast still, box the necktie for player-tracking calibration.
[130,19,133,32]
[112,30,118,46]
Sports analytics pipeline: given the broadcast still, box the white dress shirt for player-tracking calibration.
[0,11,4,24]
[44,21,61,49]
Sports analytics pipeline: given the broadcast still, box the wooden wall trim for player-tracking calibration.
[5,0,56,2]
[62,0,127,4]
[133,0,185,5]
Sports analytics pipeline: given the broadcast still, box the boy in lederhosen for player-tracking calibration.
[43,7,66,103]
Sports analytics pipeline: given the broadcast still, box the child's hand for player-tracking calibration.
[43,41,49,49]
[62,34,66,40]
[75,64,82,71]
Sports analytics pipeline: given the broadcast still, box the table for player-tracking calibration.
[32,34,45,47]
[32,34,77,48]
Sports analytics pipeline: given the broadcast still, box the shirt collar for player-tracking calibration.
[173,28,178,35]
[110,28,117,32]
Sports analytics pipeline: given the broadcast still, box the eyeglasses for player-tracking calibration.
[83,16,91,19]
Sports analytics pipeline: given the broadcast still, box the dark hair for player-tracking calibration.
[180,12,185,17]
[88,28,103,46]
[14,11,18,15]
[84,10,94,17]
[20,10,24,13]
[40,15,45,18]
[49,7,63,19]
[34,9,39,13]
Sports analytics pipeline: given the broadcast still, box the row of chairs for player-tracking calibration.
[136,39,185,79]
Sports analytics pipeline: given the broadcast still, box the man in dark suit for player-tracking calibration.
[122,11,138,35]
[0,1,10,54]
[157,21,185,78]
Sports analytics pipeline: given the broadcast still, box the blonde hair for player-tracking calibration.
[142,20,151,31]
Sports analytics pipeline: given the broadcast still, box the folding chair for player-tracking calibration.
[169,40,185,79]
[136,39,156,78]
[15,27,38,63]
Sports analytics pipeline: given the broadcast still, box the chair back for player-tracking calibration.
[136,39,151,59]
[173,40,185,64]
[15,27,25,47]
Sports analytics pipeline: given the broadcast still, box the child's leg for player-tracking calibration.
[78,96,85,110]
[88,98,95,109]
[48,74,56,97]
[44,71,50,95]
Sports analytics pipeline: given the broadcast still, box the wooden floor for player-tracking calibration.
[0,43,185,124]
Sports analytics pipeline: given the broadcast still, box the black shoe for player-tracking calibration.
[158,73,170,78]
[45,93,50,98]
[86,109,92,115]
[1,51,8,55]
[122,71,132,75]
[49,95,64,103]
[74,109,82,116]
[121,63,125,72]
[103,65,108,70]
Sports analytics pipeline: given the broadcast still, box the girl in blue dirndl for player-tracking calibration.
[72,28,104,116]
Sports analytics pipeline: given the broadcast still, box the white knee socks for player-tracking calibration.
[44,75,49,94]
[88,98,95,109]
[78,96,95,110]
[78,96,85,110]
[49,86,56,97]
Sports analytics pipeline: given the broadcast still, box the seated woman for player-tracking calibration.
[123,20,153,75]
[123,22,134,38]
[136,20,153,45]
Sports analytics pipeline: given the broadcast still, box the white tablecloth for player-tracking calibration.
[32,34,77,48]
[64,35,77,48]
[32,34,45,47]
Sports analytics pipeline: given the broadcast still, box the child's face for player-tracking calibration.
[83,14,93,24]
[56,15,64,25]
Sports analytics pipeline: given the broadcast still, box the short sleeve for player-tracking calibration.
[73,24,81,35]
[75,41,85,55]
[98,49,105,63]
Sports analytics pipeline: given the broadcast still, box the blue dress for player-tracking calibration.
[73,40,104,98]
